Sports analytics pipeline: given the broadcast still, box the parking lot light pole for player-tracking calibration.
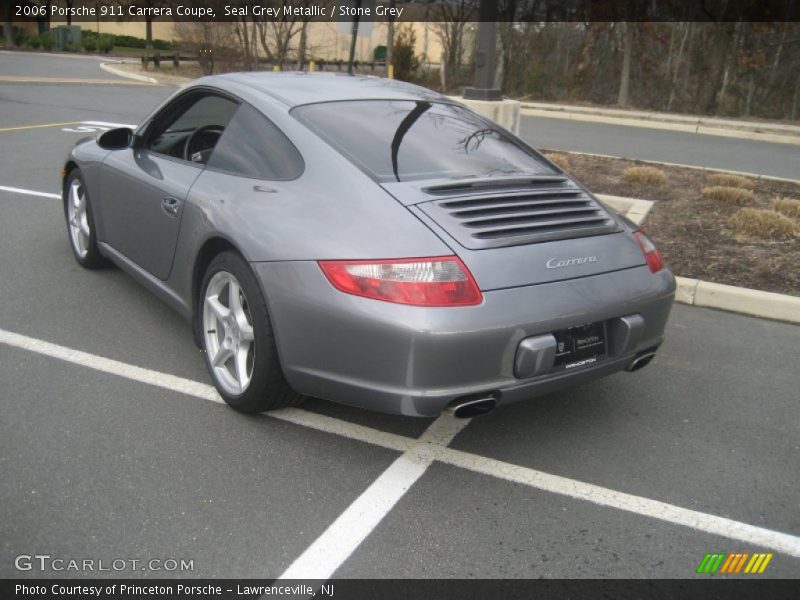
[463,0,502,101]
[347,0,362,75]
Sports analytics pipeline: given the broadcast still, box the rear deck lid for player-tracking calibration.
[386,176,644,290]
[386,175,621,250]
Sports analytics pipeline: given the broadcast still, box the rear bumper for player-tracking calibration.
[254,262,676,417]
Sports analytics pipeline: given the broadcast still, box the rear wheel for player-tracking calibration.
[64,169,108,269]
[200,251,302,413]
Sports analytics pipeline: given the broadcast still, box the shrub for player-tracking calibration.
[97,34,114,54]
[707,173,754,189]
[153,39,174,51]
[729,208,798,240]
[82,36,97,53]
[622,166,667,186]
[65,41,79,53]
[771,197,800,220]
[392,25,419,82]
[38,32,55,51]
[25,37,41,49]
[112,34,145,48]
[701,186,756,205]
[545,153,571,172]
[99,34,170,50]
[13,28,28,48]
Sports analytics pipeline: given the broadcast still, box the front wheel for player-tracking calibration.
[64,169,108,269]
[200,251,302,413]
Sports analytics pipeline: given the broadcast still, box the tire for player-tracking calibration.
[199,251,302,414]
[64,169,109,269]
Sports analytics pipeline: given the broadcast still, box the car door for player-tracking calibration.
[187,101,306,251]
[98,91,239,280]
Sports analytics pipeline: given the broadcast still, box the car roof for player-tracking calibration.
[198,71,449,108]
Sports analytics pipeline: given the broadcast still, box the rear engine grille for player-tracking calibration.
[419,185,620,250]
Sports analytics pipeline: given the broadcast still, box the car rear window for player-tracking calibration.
[292,100,555,183]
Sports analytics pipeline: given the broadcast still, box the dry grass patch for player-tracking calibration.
[545,153,571,172]
[707,173,754,189]
[771,197,800,220]
[622,166,667,186]
[729,208,798,240]
[701,186,756,205]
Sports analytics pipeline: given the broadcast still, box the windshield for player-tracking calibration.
[292,100,555,183]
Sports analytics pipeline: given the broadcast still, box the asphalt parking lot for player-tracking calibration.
[1,52,799,581]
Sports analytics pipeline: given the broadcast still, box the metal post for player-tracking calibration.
[463,0,501,101]
[347,0,362,75]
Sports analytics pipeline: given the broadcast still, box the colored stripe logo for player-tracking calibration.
[696,552,773,574]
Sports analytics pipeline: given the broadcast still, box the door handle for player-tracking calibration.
[161,196,181,217]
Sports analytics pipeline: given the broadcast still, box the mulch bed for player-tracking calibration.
[540,150,800,297]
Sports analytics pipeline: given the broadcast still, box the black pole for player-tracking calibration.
[347,0,361,75]
[464,0,501,100]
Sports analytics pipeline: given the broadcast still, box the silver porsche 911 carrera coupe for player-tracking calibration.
[63,72,675,418]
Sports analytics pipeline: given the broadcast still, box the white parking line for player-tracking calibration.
[2,326,800,561]
[434,446,800,559]
[278,416,471,580]
[82,121,137,129]
[60,121,138,133]
[0,327,413,452]
[0,185,60,199]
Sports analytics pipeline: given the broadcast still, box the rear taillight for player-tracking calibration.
[318,256,483,307]
[633,230,665,273]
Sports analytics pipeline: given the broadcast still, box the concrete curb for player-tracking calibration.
[599,195,799,324]
[551,150,800,186]
[447,95,521,135]
[99,62,158,85]
[520,102,800,146]
[596,194,653,226]
[521,101,800,134]
[675,277,800,324]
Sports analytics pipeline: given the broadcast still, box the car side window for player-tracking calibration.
[146,93,239,165]
[206,103,304,180]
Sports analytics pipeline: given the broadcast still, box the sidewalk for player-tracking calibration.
[520,101,800,146]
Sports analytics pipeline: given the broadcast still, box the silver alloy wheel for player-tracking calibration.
[67,179,90,258]
[202,271,256,395]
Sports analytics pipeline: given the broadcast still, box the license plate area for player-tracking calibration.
[553,321,607,370]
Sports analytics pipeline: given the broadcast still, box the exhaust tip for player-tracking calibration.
[444,395,497,419]
[626,351,656,372]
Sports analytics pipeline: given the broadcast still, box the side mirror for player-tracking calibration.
[97,127,134,150]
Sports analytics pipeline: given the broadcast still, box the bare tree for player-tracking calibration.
[251,0,321,70]
[666,22,691,111]
[617,22,633,106]
[259,20,301,68]
[489,21,800,121]
[430,0,478,89]
[3,8,13,48]
[173,22,239,74]
[234,17,258,70]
